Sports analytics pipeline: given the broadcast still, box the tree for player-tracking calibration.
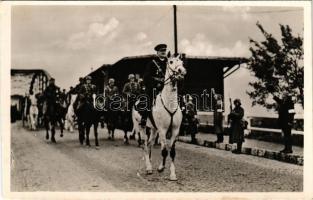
[247,22,304,110]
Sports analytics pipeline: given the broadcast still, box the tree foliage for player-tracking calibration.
[247,22,303,109]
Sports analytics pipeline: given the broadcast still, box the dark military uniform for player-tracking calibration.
[104,84,119,110]
[104,85,119,100]
[274,95,295,153]
[142,57,167,112]
[43,84,60,104]
[123,81,140,110]
[213,97,224,143]
[229,104,244,153]
[42,84,60,118]
[185,100,198,143]
[122,81,140,97]
[78,83,97,103]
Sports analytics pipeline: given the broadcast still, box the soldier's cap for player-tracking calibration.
[128,74,135,79]
[154,44,167,52]
[109,78,115,82]
[234,99,241,105]
[49,78,55,81]
[85,76,92,80]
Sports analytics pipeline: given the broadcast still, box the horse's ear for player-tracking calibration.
[167,51,171,58]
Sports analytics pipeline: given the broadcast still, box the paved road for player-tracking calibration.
[11,122,303,192]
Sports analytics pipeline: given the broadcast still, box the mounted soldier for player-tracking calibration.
[123,74,140,110]
[75,76,100,147]
[138,78,146,94]
[104,78,120,140]
[104,78,119,109]
[139,43,168,127]
[42,78,61,143]
[78,76,97,105]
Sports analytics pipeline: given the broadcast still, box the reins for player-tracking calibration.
[160,94,179,138]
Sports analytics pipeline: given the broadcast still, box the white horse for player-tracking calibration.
[132,53,186,181]
[29,94,39,131]
[65,94,77,132]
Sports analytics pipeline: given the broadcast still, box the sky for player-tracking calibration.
[11,5,304,117]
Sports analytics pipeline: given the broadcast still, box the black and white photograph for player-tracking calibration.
[1,1,312,199]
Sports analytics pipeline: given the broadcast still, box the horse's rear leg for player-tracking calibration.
[144,129,156,174]
[94,122,99,147]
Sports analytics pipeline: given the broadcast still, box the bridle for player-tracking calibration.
[155,59,184,86]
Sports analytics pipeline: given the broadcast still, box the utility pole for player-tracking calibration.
[173,5,178,55]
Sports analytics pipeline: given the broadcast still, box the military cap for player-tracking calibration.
[85,76,92,80]
[128,74,135,80]
[49,78,55,81]
[154,44,167,51]
[234,99,241,105]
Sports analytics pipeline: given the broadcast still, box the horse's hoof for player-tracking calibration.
[169,175,178,181]
[46,135,49,140]
[60,134,63,137]
[51,139,56,143]
[146,170,153,175]
[95,146,100,150]
[157,166,165,173]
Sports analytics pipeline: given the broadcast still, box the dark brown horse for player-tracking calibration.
[42,97,65,143]
[75,97,101,148]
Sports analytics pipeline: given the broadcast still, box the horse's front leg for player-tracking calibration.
[157,130,168,173]
[78,121,84,145]
[85,123,91,147]
[59,118,64,137]
[94,122,99,147]
[124,130,129,144]
[169,129,179,181]
[45,119,49,140]
[51,120,56,143]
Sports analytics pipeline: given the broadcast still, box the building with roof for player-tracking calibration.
[11,69,52,119]
[77,54,247,111]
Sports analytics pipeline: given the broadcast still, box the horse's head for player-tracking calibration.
[167,52,187,82]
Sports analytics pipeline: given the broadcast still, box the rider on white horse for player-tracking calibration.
[133,44,187,181]
[139,43,168,127]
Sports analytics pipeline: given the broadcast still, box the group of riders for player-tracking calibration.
[22,43,199,146]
